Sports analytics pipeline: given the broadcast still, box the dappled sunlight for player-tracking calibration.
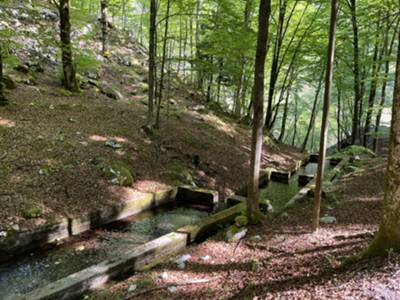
[0,118,16,128]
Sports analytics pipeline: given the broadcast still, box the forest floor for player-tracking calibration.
[0,42,304,232]
[91,157,400,300]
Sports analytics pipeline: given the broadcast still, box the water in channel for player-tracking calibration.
[0,207,208,298]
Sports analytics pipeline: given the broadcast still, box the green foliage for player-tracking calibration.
[331,146,376,161]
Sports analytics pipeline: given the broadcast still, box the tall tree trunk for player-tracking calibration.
[264,0,288,128]
[100,0,108,56]
[337,85,342,151]
[301,67,325,152]
[155,0,171,129]
[58,0,78,91]
[267,2,315,131]
[362,29,400,257]
[247,0,271,224]
[312,0,338,231]
[373,18,399,153]
[291,94,298,146]
[147,0,157,127]
[364,19,383,147]
[177,16,183,77]
[196,0,203,91]
[234,0,253,118]
[216,59,223,104]
[278,69,295,141]
[348,0,361,145]
[0,48,7,106]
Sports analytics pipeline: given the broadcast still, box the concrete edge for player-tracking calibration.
[15,232,188,300]
[282,157,349,212]
[0,188,176,262]
[176,186,219,211]
[15,203,245,300]
[177,203,245,243]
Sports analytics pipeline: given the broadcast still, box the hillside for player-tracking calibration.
[0,3,304,231]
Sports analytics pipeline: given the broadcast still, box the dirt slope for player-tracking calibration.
[0,2,305,231]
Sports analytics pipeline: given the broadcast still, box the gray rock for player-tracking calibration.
[40,8,59,21]
[320,215,337,224]
[99,83,124,100]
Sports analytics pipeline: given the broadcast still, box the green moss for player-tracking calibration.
[162,163,194,186]
[55,88,73,97]
[99,161,135,187]
[234,215,248,227]
[22,206,42,219]
[330,145,376,161]
[0,165,10,179]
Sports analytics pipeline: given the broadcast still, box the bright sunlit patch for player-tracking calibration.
[89,135,128,143]
[89,135,108,142]
[0,118,16,128]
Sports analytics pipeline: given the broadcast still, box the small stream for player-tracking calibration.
[260,161,333,212]
[0,207,208,298]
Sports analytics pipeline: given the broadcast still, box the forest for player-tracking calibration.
[0,0,399,299]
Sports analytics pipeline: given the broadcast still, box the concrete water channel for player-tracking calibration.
[0,206,208,299]
[0,157,338,299]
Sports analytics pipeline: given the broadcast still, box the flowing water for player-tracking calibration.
[0,207,208,298]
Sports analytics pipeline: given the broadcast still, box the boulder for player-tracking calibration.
[40,8,59,22]
[99,83,124,100]
[225,225,247,242]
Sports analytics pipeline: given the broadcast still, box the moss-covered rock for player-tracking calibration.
[234,215,248,227]
[330,145,376,161]
[161,163,195,186]
[99,82,124,100]
[99,161,135,187]
[225,225,247,242]
[22,206,42,219]
[259,199,274,213]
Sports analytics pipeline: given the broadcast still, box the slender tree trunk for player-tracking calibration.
[58,0,78,92]
[100,0,108,56]
[268,3,317,131]
[312,0,338,231]
[265,0,287,128]
[206,57,214,102]
[301,67,325,151]
[177,16,183,77]
[337,85,342,151]
[291,94,298,146]
[247,0,271,224]
[234,0,253,118]
[373,18,398,152]
[363,29,400,257]
[196,0,203,91]
[364,20,383,147]
[155,0,171,129]
[0,48,7,106]
[348,0,361,145]
[183,18,188,83]
[147,0,157,127]
[216,59,223,104]
[278,70,295,141]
